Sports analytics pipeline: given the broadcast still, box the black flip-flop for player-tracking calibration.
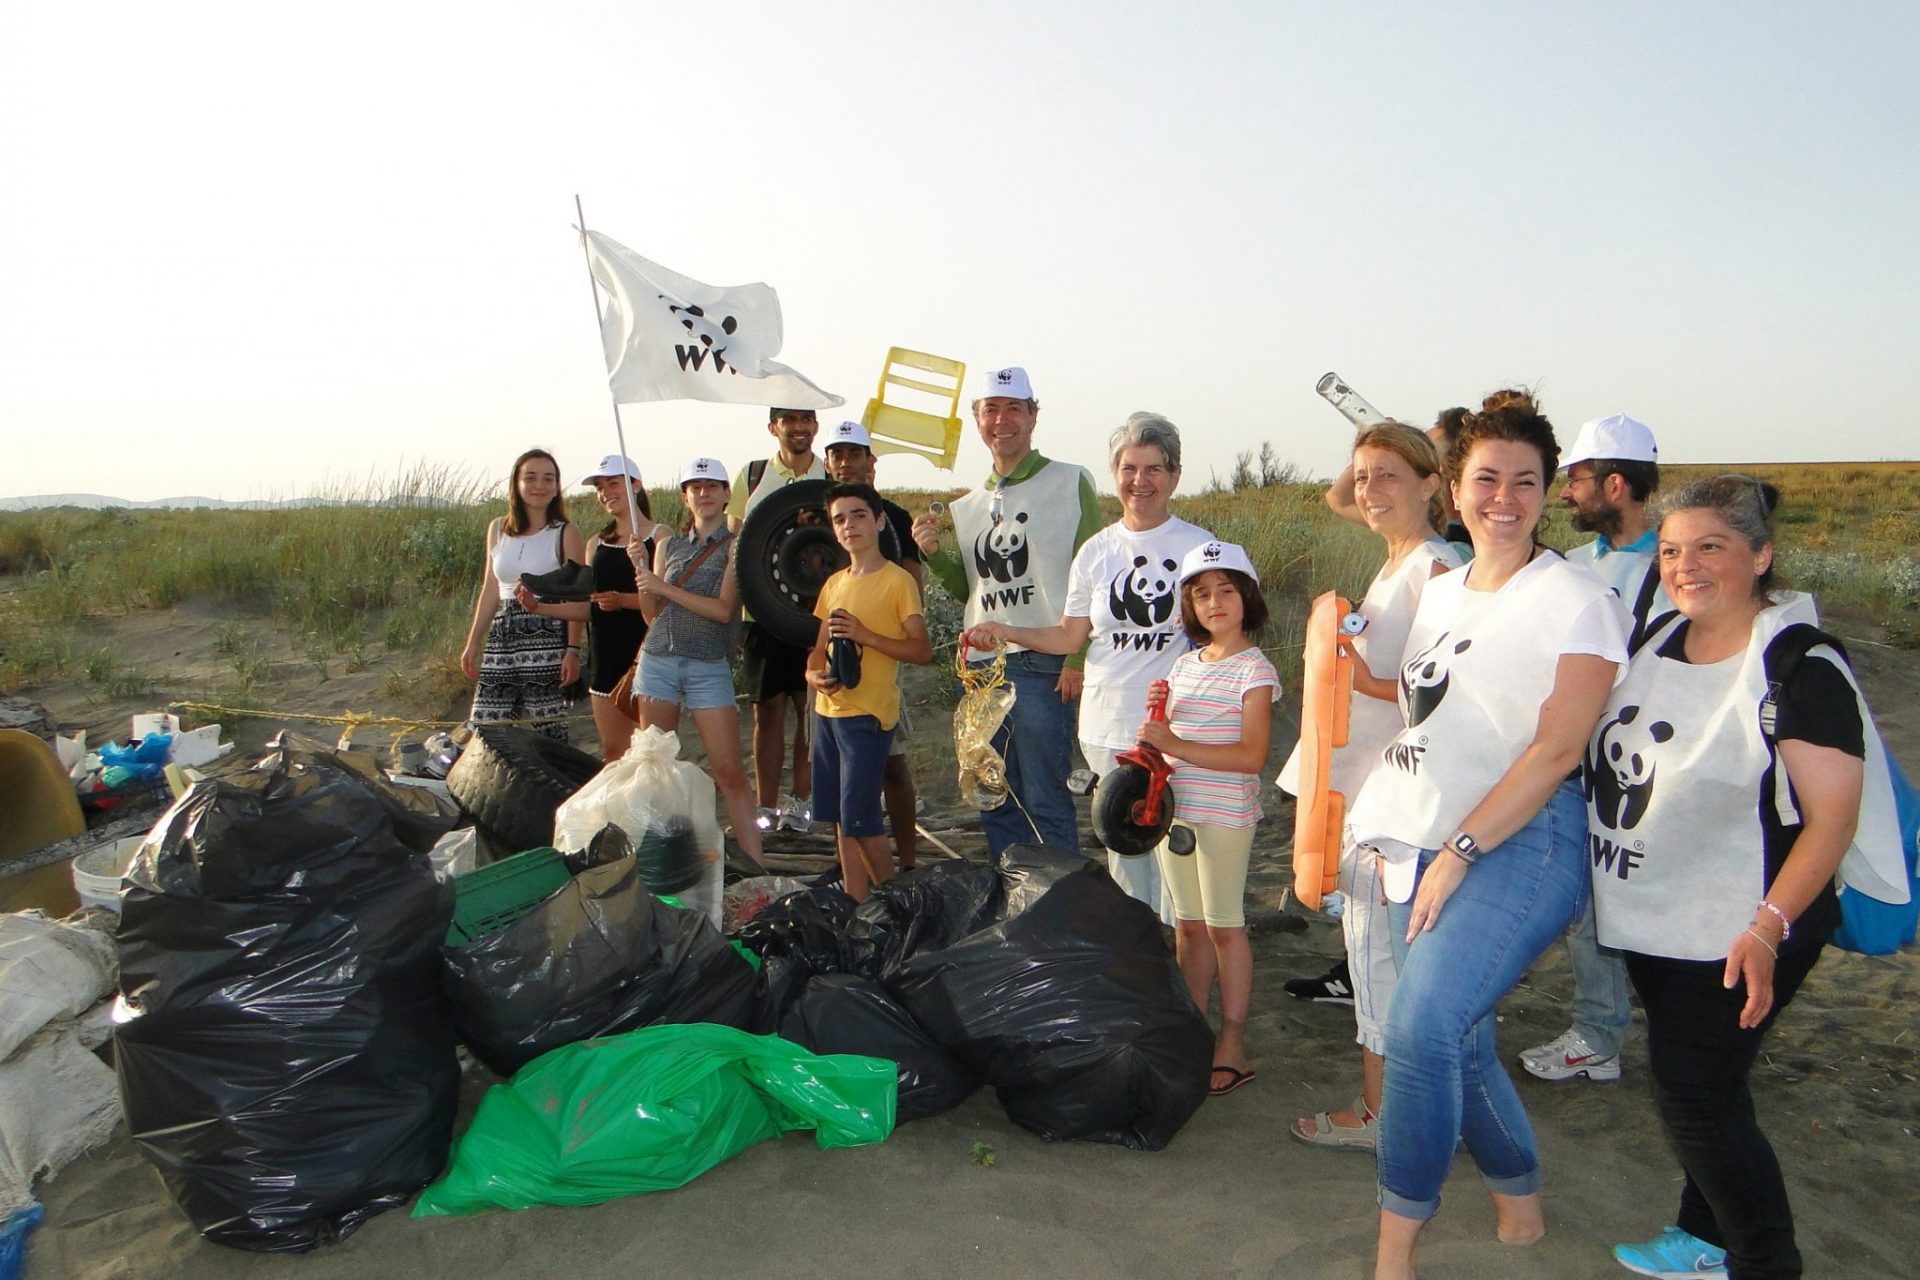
[1209,1065,1256,1097]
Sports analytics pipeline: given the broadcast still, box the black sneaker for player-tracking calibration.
[520,561,595,602]
[1284,957,1355,1005]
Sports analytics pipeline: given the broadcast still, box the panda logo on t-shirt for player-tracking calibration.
[1402,633,1472,727]
[1587,704,1675,831]
[972,512,1030,584]
[1108,556,1179,628]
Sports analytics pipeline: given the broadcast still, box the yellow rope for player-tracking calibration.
[165,700,588,751]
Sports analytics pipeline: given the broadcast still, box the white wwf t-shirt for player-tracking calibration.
[1346,552,1629,898]
[1065,516,1214,749]
[1278,538,1463,797]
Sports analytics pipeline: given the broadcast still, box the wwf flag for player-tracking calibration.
[582,230,844,410]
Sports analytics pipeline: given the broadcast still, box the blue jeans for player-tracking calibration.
[1567,893,1632,1056]
[1378,778,1589,1221]
[977,650,1080,857]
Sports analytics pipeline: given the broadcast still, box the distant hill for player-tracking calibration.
[0,494,459,512]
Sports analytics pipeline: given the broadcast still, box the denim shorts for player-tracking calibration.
[635,651,738,711]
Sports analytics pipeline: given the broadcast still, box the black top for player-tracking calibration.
[587,536,650,694]
[1656,619,1860,946]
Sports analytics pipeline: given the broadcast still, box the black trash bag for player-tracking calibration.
[114,733,459,1252]
[779,974,978,1122]
[887,844,1214,1151]
[442,852,759,1076]
[851,860,1006,980]
[445,725,600,857]
[748,953,813,1034]
[730,883,872,976]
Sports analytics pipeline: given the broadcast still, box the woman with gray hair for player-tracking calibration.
[960,412,1215,919]
[1590,476,1905,1279]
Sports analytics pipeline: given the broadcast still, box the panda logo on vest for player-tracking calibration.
[1587,704,1675,832]
[1401,632,1472,727]
[972,512,1031,587]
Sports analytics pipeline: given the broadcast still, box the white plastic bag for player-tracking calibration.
[553,727,723,926]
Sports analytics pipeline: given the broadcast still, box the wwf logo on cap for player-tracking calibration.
[834,424,857,437]
[993,369,1016,385]
[1202,543,1223,561]
[692,459,712,472]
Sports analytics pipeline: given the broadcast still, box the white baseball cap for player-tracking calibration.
[1179,539,1260,585]
[824,420,873,450]
[1563,414,1658,470]
[975,366,1035,402]
[677,456,728,487]
[580,453,643,483]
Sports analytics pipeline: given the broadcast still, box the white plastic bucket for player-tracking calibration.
[72,836,141,913]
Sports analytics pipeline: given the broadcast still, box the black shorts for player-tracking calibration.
[742,622,810,701]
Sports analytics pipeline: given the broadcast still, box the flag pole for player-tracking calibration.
[574,193,645,542]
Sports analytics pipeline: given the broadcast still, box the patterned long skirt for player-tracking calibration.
[470,601,569,742]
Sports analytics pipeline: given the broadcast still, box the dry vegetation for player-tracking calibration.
[3,461,1916,722]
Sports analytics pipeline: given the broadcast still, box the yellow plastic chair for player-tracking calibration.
[860,348,966,470]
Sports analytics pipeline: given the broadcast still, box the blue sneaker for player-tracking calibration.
[1613,1227,1728,1278]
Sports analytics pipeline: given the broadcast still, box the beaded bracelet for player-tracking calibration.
[1757,900,1792,941]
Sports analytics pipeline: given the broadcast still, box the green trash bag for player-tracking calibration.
[412,1022,895,1216]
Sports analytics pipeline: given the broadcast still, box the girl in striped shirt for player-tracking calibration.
[1138,540,1279,1097]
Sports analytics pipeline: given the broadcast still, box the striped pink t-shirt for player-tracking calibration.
[1166,646,1280,828]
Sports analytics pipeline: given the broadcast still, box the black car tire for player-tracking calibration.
[736,479,900,647]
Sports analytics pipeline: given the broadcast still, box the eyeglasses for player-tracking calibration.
[1563,468,1599,489]
[988,485,1005,526]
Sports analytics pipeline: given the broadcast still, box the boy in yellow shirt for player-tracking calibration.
[806,483,934,899]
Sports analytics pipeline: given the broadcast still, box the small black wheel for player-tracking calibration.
[736,479,901,647]
[1091,760,1169,857]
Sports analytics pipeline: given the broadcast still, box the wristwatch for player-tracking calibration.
[1444,830,1481,865]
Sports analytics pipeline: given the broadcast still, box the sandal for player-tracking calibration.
[1209,1065,1257,1097]
[1290,1096,1378,1151]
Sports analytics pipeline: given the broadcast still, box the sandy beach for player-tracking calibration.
[18,612,1920,1280]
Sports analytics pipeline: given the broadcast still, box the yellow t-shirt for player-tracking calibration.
[812,562,921,729]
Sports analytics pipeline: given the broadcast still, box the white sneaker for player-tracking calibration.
[776,794,812,832]
[1519,1029,1622,1082]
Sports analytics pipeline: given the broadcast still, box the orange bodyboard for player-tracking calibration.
[1291,591,1353,911]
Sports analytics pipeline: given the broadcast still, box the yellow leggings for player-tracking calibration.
[1155,821,1255,928]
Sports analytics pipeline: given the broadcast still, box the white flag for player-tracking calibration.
[583,230,843,410]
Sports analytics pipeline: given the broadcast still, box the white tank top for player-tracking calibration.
[491,522,566,597]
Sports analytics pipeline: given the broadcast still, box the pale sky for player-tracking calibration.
[4,1,1916,503]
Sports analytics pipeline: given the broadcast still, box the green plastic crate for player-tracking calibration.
[446,847,571,947]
